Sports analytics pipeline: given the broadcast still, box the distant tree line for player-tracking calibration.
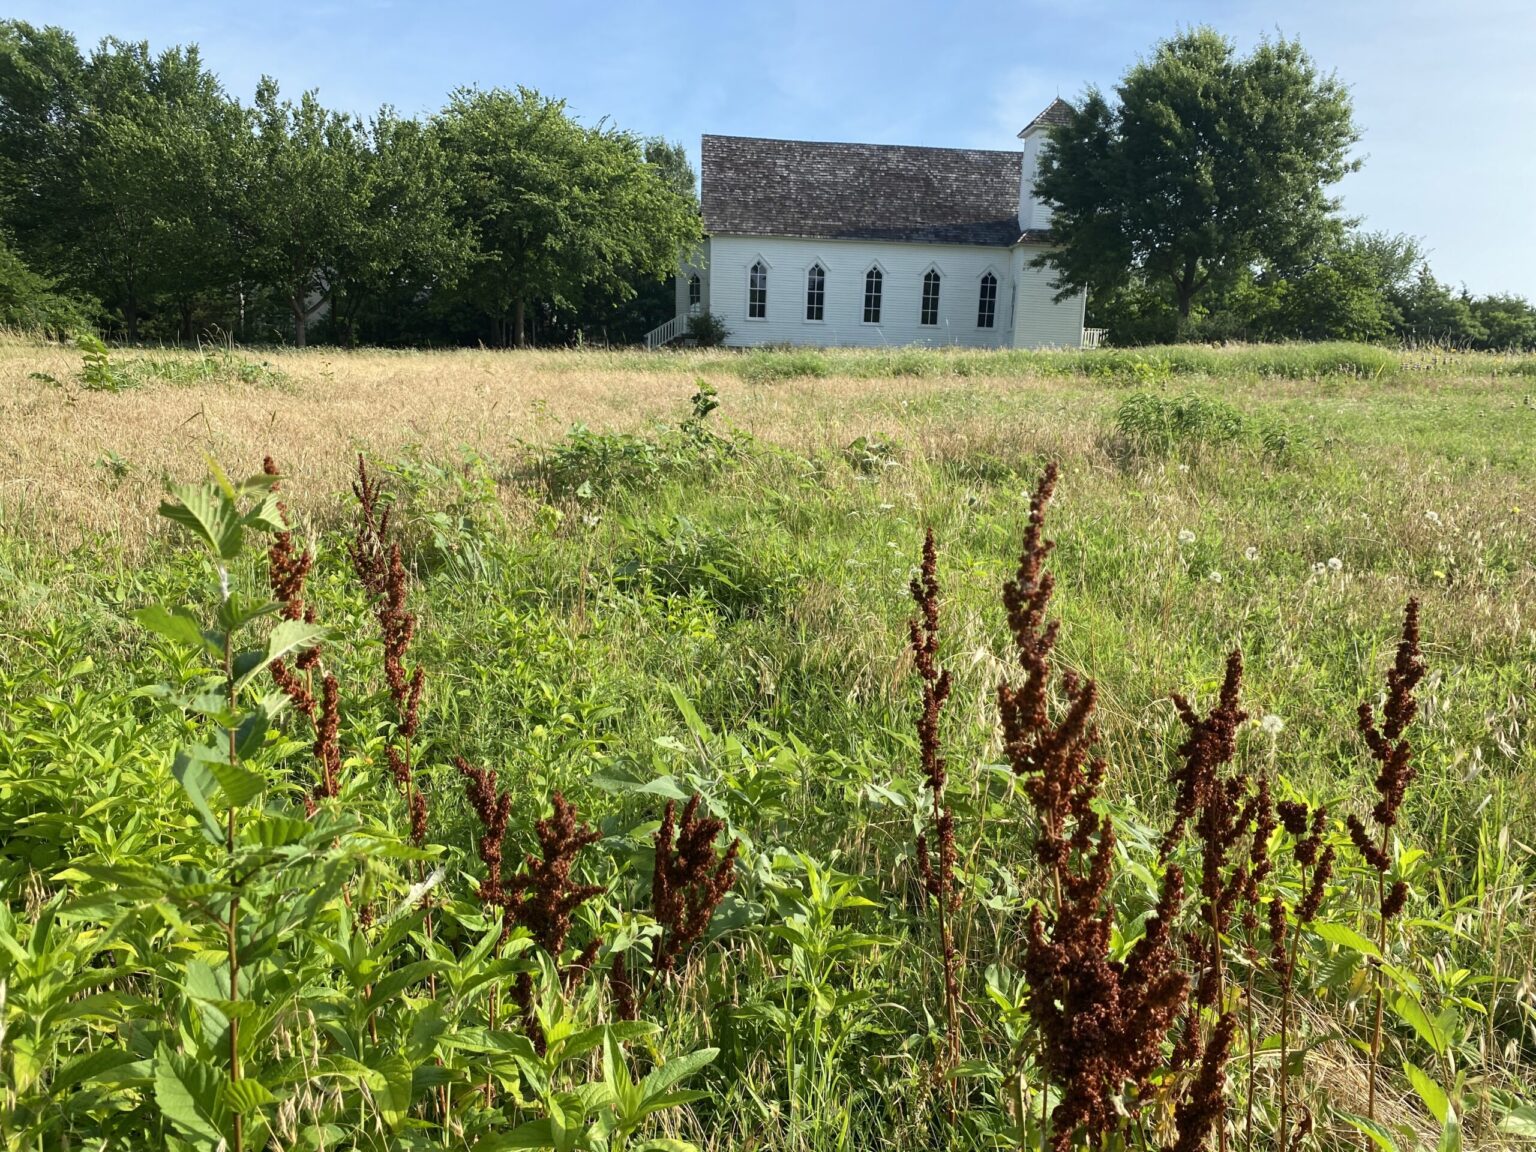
[1037,28,1536,350]
[2,21,1530,350]
[0,21,700,346]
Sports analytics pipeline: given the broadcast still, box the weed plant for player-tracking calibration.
[1,359,1533,1151]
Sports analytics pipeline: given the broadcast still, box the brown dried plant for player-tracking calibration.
[1161,650,1254,1152]
[909,527,962,1078]
[612,795,739,1020]
[262,457,340,811]
[1272,800,1336,1152]
[1347,599,1426,1125]
[348,455,427,844]
[455,754,515,1102]
[1002,464,1190,1152]
[503,791,604,1051]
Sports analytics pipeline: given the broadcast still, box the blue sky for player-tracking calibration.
[19,0,1536,298]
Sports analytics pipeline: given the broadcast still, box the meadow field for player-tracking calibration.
[1,337,1533,1150]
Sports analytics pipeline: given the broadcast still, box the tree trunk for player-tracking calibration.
[180,302,194,344]
[514,298,527,348]
[292,295,308,349]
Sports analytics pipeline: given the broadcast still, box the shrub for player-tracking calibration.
[736,348,829,383]
[537,381,749,497]
[687,309,730,347]
[1113,390,1248,456]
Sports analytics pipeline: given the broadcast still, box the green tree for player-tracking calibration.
[1468,293,1536,350]
[234,79,369,347]
[325,108,468,345]
[1035,28,1359,329]
[0,22,86,272]
[0,234,90,331]
[433,88,700,346]
[72,39,233,339]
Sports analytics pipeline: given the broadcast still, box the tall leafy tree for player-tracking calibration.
[326,108,468,344]
[1034,28,1359,327]
[433,88,699,346]
[235,79,369,347]
[73,39,232,338]
[0,22,86,270]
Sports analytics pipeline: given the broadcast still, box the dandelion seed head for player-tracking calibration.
[1178,529,1197,544]
[1424,510,1441,525]
[1260,714,1284,735]
[1244,546,1259,561]
[1328,556,1343,572]
[1208,570,1223,583]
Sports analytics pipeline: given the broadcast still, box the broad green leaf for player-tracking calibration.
[136,605,217,654]
[225,1078,277,1113]
[209,761,267,808]
[634,1141,704,1152]
[216,595,283,632]
[640,1047,718,1099]
[1393,993,1450,1056]
[1436,1109,1462,1152]
[232,620,328,693]
[1501,1107,1536,1137]
[153,1046,228,1143]
[161,483,243,559]
[1339,1112,1405,1152]
[477,1119,556,1150]
[1404,1061,1449,1124]
[49,1047,140,1095]
[171,751,226,844]
[368,1054,414,1130]
[1312,922,1382,959]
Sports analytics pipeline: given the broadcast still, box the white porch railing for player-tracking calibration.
[644,314,688,351]
[1081,327,1108,349]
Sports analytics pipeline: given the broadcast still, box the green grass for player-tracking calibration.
[1,342,1533,1149]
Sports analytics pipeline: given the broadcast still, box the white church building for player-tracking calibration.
[648,100,1089,351]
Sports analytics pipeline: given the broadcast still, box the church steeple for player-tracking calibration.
[1017,99,1073,234]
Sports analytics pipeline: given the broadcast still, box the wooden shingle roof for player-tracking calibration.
[1017,98,1074,138]
[700,134,1032,248]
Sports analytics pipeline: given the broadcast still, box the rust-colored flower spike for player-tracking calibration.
[651,795,740,978]
[1348,599,1427,1127]
[1274,797,1334,1152]
[1167,1010,1238,1152]
[504,792,604,1051]
[312,674,341,805]
[1002,464,1191,1150]
[456,756,513,913]
[1163,650,1249,858]
[998,462,1104,877]
[348,454,392,599]
[909,527,961,1075]
[264,457,321,718]
[609,951,638,1022]
[263,456,316,626]
[1347,599,1426,894]
[348,458,428,844]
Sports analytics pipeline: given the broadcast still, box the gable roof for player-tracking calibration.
[1018,98,1074,138]
[700,134,1031,247]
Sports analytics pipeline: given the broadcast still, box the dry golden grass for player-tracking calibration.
[0,340,1101,549]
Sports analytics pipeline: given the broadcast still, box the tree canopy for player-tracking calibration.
[1035,28,1360,325]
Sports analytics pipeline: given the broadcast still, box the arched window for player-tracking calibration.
[688,273,701,309]
[977,272,997,328]
[921,270,941,326]
[748,261,767,319]
[862,267,883,324]
[805,264,825,321]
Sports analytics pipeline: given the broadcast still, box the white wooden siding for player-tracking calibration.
[696,235,1081,349]
[1010,245,1087,348]
[705,236,1000,348]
